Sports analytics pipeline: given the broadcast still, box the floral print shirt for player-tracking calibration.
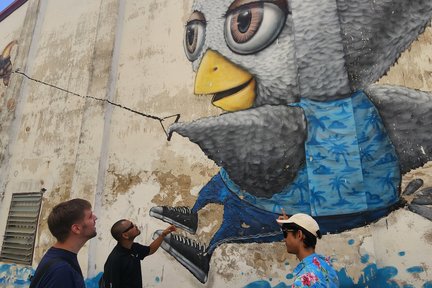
[292,253,339,287]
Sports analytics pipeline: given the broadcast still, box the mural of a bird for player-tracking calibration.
[0,40,17,86]
[150,0,432,283]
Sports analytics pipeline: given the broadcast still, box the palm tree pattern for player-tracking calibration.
[219,91,400,217]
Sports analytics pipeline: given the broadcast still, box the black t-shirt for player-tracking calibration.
[103,243,150,288]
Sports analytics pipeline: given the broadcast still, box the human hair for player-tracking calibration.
[111,219,128,241]
[282,223,318,249]
[48,198,92,242]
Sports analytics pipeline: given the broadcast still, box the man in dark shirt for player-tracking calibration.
[103,219,175,288]
[30,198,98,288]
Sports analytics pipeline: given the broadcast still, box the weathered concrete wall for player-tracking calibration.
[0,1,28,186]
[0,0,431,287]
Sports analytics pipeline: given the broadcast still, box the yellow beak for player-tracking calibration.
[194,50,256,112]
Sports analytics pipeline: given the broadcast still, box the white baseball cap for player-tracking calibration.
[277,213,321,238]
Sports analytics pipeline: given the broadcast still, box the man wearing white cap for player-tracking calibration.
[277,212,339,287]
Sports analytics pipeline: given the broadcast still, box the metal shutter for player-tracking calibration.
[0,192,43,265]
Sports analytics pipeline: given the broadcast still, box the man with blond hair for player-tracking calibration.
[31,198,97,288]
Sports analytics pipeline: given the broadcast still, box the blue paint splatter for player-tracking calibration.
[402,285,415,288]
[360,254,369,264]
[244,281,291,288]
[273,283,290,288]
[337,268,355,287]
[407,266,424,273]
[84,272,103,288]
[0,264,12,273]
[344,264,399,287]
[0,264,33,286]
[348,239,355,245]
[398,251,405,256]
[423,281,432,288]
[155,276,160,283]
[244,280,273,288]
[286,273,294,280]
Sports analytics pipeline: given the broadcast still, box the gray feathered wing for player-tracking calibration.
[365,85,432,174]
[338,0,432,90]
[366,85,432,221]
[169,105,306,198]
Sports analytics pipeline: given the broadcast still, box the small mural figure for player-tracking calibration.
[150,0,432,283]
[0,40,17,86]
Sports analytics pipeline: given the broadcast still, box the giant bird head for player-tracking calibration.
[185,0,300,110]
[170,0,432,198]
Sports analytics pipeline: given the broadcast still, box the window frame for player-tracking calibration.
[0,0,28,23]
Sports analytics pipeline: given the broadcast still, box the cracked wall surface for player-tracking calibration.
[0,1,431,287]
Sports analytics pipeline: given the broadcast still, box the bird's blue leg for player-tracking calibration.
[206,189,283,254]
[191,173,231,213]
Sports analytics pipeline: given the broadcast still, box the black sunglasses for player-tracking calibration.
[282,228,295,238]
[122,222,135,234]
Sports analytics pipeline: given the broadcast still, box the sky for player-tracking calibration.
[0,0,15,12]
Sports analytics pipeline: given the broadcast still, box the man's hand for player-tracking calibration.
[162,225,176,237]
[277,208,289,222]
[150,225,177,255]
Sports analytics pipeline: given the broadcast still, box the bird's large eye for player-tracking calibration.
[225,1,287,54]
[184,12,206,61]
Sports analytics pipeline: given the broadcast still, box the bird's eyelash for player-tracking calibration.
[223,1,291,17]
[184,19,207,27]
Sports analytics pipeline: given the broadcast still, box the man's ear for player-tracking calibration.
[121,232,129,240]
[297,230,304,240]
[71,223,81,234]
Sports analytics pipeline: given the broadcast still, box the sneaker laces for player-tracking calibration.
[166,206,192,215]
[172,234,207,255]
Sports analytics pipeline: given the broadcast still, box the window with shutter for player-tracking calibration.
[0,192,42,265]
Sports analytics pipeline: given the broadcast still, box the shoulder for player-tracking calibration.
[291,271,322,287]
[37,250,76,274]
[302,255,339,287]
[131,242,149,249]
[38,261,83,288]
[311,254,337,273]
[104,245,131,268]
[104,246,124,267]
[107,245,123,256]
[132,243,150,255]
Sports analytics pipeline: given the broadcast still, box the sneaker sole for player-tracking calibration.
[149,210,197,234]
[152,230,208,283]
